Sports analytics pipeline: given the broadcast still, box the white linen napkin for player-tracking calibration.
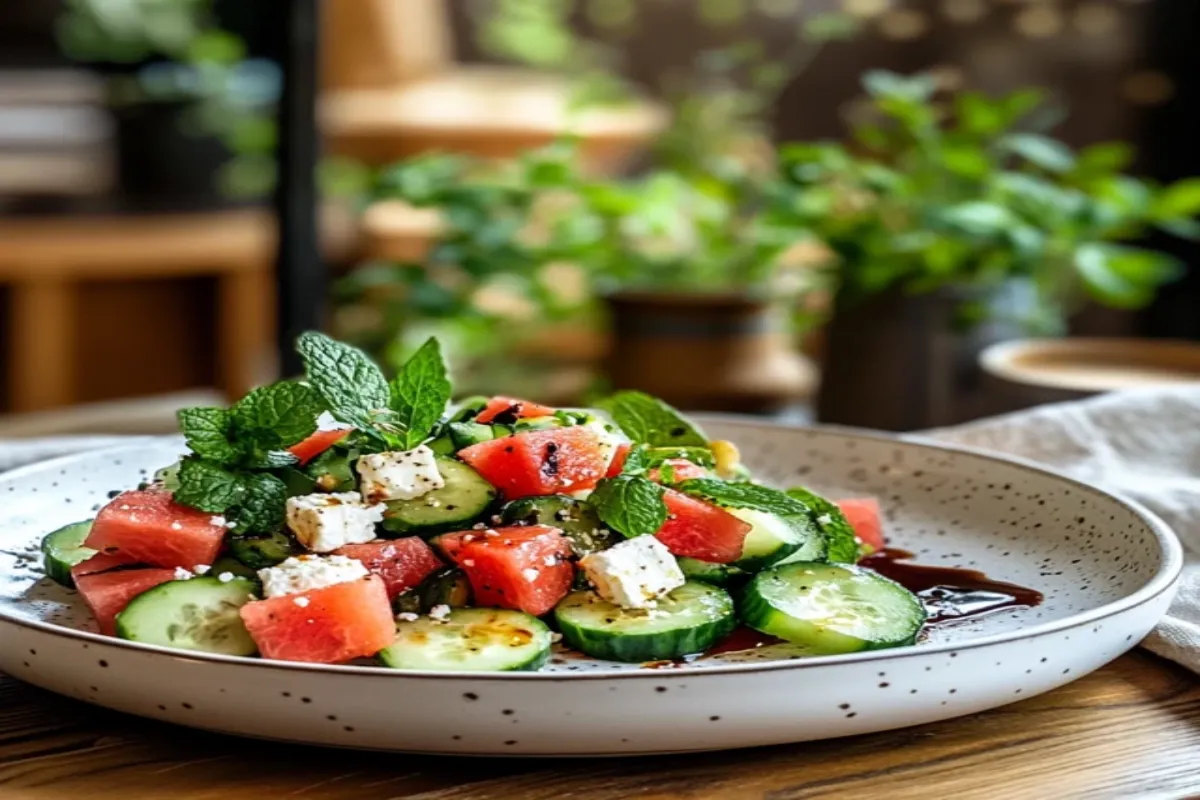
[3,388,1199,671]
[925,385,1200,674]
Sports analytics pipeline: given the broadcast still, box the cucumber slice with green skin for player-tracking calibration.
[378,608,552,672]
[512,416,560,432]
[448,422,498,450]
[229,530,301,570]
[677,557,747,588]
[210,556,261,584]
[499,495,620,556]
[785,488,859,563]
[448,396,490,423]
[554,581,737,663]
[731,508,824,572]
[115,576,259,656]
[382,457,497,536]
[418,567,472,609]
[740,562,925,654]
[41,520,96,588]
[428,435,456,456]
[304,448,356,492]
[154,461,182,491]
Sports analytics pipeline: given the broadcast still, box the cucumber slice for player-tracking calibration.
[448,396,490,423]
[229,530,301,569]
[115,576,259,656]
[677,557,746,588]
[448,422,499,450]
[154,461,182,491]
[41,520,96,588]
[378,608,552,671]
[499,495,619,556]
[428,435,456,456]
[512,416,560,432]
[740,562,925,654]
[554,581,736,663]
[210,556,261,583]
[786,487,859,563]
[731,508,823,572]
[418,567,473,609]
[382,457,497,535]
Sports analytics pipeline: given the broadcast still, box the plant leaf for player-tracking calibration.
[389,337,452,450]
[588,475,668,538]
[296,332,390,431]
[232,381,327,450]
[1153,178,1200,220]
[597,391,708,447]
[177,407,239,465]
[677,479,809,517]
[234,473,289,535]
[786,487,859,563]
[1000,133,1076,173]
[173,457,246,514]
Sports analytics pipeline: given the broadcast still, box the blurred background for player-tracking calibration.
[2,0,1199,437]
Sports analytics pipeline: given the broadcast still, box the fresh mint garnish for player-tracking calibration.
[677,478,809,517]
[588,474,668,538]
[597,391,707,447]
[177,407,239,465]
[786,487,860,563]
[234,473,289,534]
[388,337,451,449]
[232,382,327,450]
[297,331,390,432]
[174,457,247,513]
[242,449,301,470]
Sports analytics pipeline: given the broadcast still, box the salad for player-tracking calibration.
[40,333,925,670]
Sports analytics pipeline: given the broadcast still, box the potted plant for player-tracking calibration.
[56,0,279,206]
[782,71,1200,430]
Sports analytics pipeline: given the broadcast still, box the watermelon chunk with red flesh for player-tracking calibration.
[605,442,631,478]
[84,490,227,570]
[287,428,351,465]
[656,489,753,564]
[475,396,557,424]
[70,550,140,582]
[437,525,573,616]
[239,576,395,664]
[649,459,709,483]
[837,498,886,555]
[75,568,177,636]
[334,538,443,598]
[458,426,608,499]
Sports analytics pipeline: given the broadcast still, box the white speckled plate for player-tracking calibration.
[0,420,1182,755]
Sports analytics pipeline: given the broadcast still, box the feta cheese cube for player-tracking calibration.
[356,446,444,503]
[259,554,369,598]
[579,536,685,609]
[285,491,384,553]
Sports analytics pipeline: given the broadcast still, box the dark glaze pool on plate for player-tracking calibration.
[642,549,1045,667]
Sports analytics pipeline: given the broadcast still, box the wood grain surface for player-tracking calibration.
[1,651,1198,800]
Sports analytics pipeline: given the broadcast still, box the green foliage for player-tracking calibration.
[781,71,1197,328]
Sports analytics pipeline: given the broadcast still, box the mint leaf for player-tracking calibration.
[786,487,859,563]
[389,337,451,449]
[234,473,288,534]
[243,449,301,470]
[621,444,714,476]
[232,381,326,449]
[297,332,390,431]
[677,479,808,517]
[177,407,240,464]
[597,391,707,447]
[589,475,668,537]
[174,457,246,513]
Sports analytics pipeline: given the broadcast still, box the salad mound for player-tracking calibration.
[40,333,925,669]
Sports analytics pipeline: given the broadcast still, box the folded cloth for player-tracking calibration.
[925,385,1200,674]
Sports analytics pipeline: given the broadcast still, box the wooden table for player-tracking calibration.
[1,650,1197,799]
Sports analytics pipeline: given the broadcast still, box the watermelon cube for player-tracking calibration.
[458,426,608,499]
[239,576,395,664]
[656,489,752,564]
[75,568,178,635]
[334,538,443,598]
[837,498,885,555]
[437,525,573,616]
[85,490,228,570]
[474,396,556,424]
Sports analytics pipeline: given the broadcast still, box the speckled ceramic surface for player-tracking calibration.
[0,421,1182,755]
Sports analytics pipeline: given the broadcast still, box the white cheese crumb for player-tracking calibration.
[293,596,311,607]
[543,555,558,567]
[170,521,183,531]
[472,522,487,530]
[463,559,475,567]
[429,604,451,621]
[194,564,211,575]
[285,491,385,553]
[259,554,369,598]
[217,572,235,583]
[550,632,563,643]
[355,446,445,503]
[209,516,227,528]
[816,514,833,527]
[316,410,353,432]
[173,567,194,580]
[579,536,685,609]
[397,612,419,622]
[522,568,540,582]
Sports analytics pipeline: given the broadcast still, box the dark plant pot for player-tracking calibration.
[604,291,815,414]
[817,287,1024,432]
[115,101,234,211]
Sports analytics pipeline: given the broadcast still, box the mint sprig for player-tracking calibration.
[677,478,809,517]
[174,457,247,513]
[235,473,289,535]
[597,391,707,447]
[297,331,391,432]
[232,382,326,450]
[388,337,451,450]
[588,474,668,538]
[177,407,239,465]
[786,487,860,563]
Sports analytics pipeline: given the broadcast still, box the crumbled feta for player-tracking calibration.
[397,612,419,622]
[293,596,310,607]
[550,632,563,643]
[217,572,235,583]
[429,604,451,621]
[355,446,444,503]
[173,567,194,580]
[285,491,385,553]
[170,521,183,531]
[579,536,685,609]
[259,554,369,598]
[816,514,833,527]
[521,568,540,583]
[567,488,595,501]
[194,564,211,575]
[209,516,227,528]
[316,410,353,432]
[463,559,476,567]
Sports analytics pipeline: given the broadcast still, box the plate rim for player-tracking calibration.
[0,421,1183,681]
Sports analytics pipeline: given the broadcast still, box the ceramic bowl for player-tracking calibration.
[0,421,1181,755]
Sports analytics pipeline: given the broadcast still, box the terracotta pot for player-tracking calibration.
[604,292,815,413]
